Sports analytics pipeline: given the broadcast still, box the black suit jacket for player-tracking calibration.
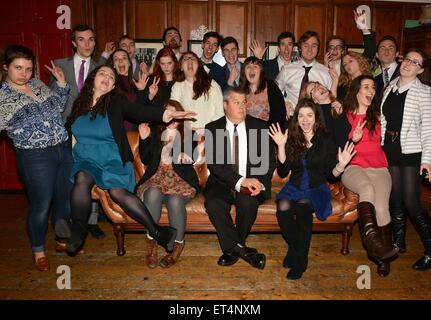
[263,57,279,81]
[204,115,276,200]
[219,62,243,92]
[277,132,339,188]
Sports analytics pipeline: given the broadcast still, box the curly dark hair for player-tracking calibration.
[176,51,212,100]
[285,98,326,163]
[342,75,379,134]
[66,65,117,128]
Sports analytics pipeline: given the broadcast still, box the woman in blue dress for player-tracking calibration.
[269,98,356,280]
[65,65,196,256]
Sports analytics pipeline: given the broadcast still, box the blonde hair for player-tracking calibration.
[339,51,373,87]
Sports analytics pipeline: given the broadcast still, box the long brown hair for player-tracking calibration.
[343,75,379,134]
[66,65,116,128]
[151,48,179,100]
[285,98,326,163]
[176,51,212,100]
[239,56,267,94]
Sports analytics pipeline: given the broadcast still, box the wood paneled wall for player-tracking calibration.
[71,0,424,60]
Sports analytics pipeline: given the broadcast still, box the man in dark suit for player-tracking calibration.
[220,36,242,92]
[49,24,114,241]
[204,87,276,269]
[354,10,401,97]
[200,31,225,89]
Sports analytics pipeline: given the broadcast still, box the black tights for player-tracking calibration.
[71,171,158,236]
[389,166,423,216]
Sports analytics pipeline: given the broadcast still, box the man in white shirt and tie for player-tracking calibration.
[276,31,332,114]
[204,87,275,269]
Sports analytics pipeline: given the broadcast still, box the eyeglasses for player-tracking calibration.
[182,56,198,62]
[402,57,423,68]
[327,45,344,51]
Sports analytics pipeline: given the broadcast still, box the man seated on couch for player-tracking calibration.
[203,87,276,269]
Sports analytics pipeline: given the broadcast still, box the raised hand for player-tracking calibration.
[268,122,288,146]
[104,41,116,55]
[354,8,368,31]
[331,100,343,115]
[324,52,334,69]
[352,118,367,142]
[138,123,151,140]
[45,60,66,86]
[133,73,150,91]
[227,65,240,86]
[148,77,160,100]
[249,40,267,60]
[139,62,149,79]
[337,141,356,169]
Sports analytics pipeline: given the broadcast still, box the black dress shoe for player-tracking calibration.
[239,249,266,269]
[412,255,431,270]
[88,224,105,239]
[217,251,239,266]
[286,268,303,280]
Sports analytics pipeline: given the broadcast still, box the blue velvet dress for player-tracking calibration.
[70,113,135,192]
[275,155,332,221]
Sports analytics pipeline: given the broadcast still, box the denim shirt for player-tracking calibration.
[0,78,70,149]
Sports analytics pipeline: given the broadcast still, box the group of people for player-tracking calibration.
[1,9,431,281]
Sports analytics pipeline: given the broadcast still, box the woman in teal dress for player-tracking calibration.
[65,65,195,256]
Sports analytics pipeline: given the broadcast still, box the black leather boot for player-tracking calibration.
[151,226,177,252]
[357,202,399,260]
[374,224,396,277]
[390,200,407,253]
[66,220,88,256]
[276,209,297,269]
[410,209,431,270]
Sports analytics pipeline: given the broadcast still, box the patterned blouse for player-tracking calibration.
[137,162,196,199]
[246,87,270,122]
[0,78,69,149]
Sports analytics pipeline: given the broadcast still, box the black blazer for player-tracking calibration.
[136,134,200,194]
[266,79,287,129]
[263,58,279,81]
[219,62,243,92]
[277,132,339,188]
[208,61,225,90]
[70,93,164,164]
[320,104,352,149]
[204,115,276,200]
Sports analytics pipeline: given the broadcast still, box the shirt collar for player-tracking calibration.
[300,59,315,67]
[392,78,415,94]
[226,117,245,131]
[73,54,91,64]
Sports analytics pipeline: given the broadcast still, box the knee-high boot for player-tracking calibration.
[357,202,399,260]
[410,209,431,270]
[390,200,407,253]
[372,224,396,277]
[276,208,297,269]
[294,203,313,274]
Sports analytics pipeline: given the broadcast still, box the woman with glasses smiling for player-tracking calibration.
[380,49,431,271]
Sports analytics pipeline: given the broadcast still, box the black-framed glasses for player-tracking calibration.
[327,45,345,51]
[402,57,423,68]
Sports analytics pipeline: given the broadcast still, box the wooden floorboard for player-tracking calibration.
[0,192,430,300]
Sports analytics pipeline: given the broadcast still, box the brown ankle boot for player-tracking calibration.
[159,241,185,268]
[146,238,158,268]
[357,202,399,260]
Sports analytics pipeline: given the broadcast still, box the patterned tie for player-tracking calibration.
[232,124,239,174]
[77,59,86,93]
[300,66,312,96]
[383,68,390,87]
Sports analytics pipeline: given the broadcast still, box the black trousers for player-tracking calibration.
[204,183,264,252]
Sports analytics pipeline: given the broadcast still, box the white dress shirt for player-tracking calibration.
[276,59,332,107]
[226,118,247,191]
[73,54,91,85]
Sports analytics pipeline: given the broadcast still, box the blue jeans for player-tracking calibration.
[16,141,73,253]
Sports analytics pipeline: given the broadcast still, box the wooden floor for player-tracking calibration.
[0,191,430,300]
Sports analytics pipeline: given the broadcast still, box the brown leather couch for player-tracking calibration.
[92,132,359,256]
